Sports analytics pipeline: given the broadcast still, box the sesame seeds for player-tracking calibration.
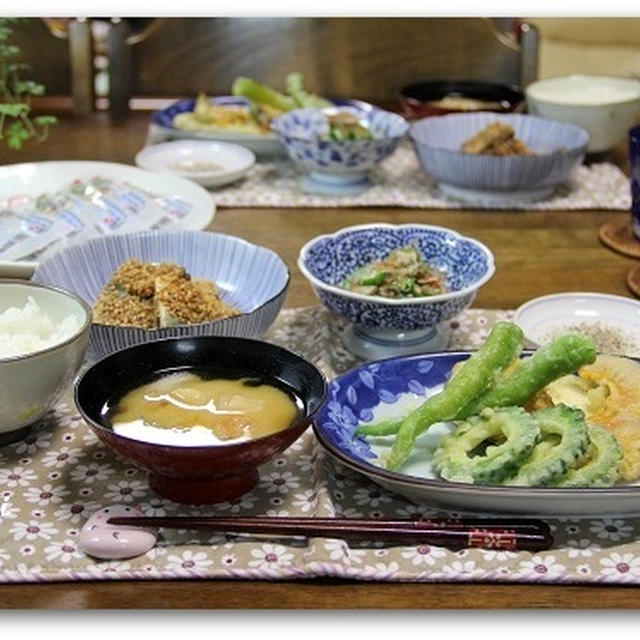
[92,260,240,329]
[540,322,640,357]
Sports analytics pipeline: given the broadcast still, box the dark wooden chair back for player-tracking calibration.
[109,17,537,114]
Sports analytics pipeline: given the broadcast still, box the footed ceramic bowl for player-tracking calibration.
[0,280,91,443]
[297,223,494,359]
[410,112,588,206]
[271,105,408,195]
[74,336,326,504]
[32,230,289,358]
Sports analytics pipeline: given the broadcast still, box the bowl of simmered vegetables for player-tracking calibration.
[271,105,409,195]
[297,223,495,359]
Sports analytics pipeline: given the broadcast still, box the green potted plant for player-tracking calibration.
[0,17,56,149]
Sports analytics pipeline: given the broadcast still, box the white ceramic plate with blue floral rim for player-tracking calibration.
[313,351,640,517]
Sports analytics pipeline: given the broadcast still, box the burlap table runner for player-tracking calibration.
[2,307,640,585]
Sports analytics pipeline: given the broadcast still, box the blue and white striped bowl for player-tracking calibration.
[410,112,589,192]
[298,223,494,332]
[32,230,289,358]
[271,105,409,174]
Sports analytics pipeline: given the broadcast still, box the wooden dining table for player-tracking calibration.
[0,111,639,609]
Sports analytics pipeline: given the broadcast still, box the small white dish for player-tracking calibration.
[514,292,640,357]
[135,140,256,189]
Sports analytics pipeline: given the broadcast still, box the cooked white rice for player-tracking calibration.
[0,296,81,358]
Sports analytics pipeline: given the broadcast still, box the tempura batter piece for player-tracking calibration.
[577,355,640,481]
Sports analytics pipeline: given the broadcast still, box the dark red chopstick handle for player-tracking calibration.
[108,516,553,551]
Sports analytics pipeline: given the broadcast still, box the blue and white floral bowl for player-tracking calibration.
[410,112,589,206]
[32,230,290,358]
[297,223,494,359]
[271,105,409,195]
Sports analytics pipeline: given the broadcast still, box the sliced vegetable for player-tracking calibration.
[384,321,524,470]
[432,406,540,485]
[551,423,622,488]
[503,404,590,486]
[231,76,296,112]
[285,72,332,109]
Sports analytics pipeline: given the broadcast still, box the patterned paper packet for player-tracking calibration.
[61,178,151,235]
[0,194,79,262]
[84,177,191,232]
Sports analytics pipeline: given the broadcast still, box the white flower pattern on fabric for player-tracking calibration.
[24,483,70,506]
[9,519,58,541]
[44,538,84,563]
[41,446,84,469]
[248,544,294,570]
[589,519,634,542]
[0,466,37,488]
[599,552,640,582]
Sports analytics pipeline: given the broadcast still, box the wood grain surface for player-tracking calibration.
[0,112,638,609]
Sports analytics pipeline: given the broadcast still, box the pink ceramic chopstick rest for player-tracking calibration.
[78,505,158,560]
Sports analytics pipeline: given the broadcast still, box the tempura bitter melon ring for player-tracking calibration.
[551,423,622,488]
[432,406,540,485]
[383,321,525,470]
[503,404,590,487]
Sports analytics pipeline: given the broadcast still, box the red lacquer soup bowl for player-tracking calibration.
[74,336,326,504]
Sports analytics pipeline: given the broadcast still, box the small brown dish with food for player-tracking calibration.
[74,336,326,504]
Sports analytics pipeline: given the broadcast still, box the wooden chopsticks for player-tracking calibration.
[107,515,553,551]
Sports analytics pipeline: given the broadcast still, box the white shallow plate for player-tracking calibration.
[515,292,640,357]
[0,161,215,278]
[135,140,256,188]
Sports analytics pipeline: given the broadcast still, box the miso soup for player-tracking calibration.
[104,369,302,446]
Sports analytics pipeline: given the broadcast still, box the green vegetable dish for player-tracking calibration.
[358,320,629,488]
[322,111,374,142]
[342,245,448,299]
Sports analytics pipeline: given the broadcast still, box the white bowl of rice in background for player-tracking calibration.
[0,280,91,442]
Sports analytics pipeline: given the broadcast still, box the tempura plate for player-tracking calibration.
[313,351,640,517]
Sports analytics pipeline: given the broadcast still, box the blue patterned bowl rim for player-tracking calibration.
[313,349,640,496]
[271,105,409,143]
[297,223,495,306]
[34,229,291,326]
[409,112,589,156]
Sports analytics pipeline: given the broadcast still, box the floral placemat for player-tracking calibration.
[1,306,640,585]
[147,125,631,211]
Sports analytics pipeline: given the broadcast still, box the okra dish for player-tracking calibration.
[357,321,640,488]
[341,245,448,299]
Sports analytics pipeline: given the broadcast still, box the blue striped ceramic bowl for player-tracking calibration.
[410,112,588,196]
[32,230,289,358]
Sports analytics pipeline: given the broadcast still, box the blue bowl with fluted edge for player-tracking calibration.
[297,223,495,359]
[271,105,409,195]
[410,112,589,205]
[32,230,290,358]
